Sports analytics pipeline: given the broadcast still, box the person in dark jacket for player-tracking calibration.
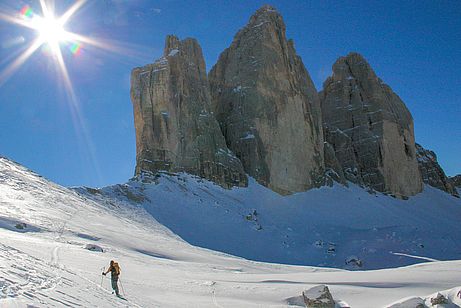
[103,260,121,296]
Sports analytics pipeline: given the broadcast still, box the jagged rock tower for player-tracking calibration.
[209,5,324,195]
[320,53,423,198]
[130,35,247,188]
[416,143,459,197]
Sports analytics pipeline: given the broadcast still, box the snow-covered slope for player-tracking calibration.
[88,172,461,270]
[1,156,461,307]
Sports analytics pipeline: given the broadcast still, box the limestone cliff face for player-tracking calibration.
[416,143,459,197]
[320,53,423,198]
[131,35,247,188]
[324,142,347,186]
[209,5,324,195]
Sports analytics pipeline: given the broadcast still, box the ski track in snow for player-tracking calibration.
[390,252,440,262]
[0,243,59,300]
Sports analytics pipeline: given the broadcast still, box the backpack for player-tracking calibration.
[112,262,121,276]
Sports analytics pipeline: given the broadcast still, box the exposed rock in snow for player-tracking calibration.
[388,286,461,307]
[345,256,363,268]
[302,285,335,307]
[84,244,104,252]
[0,217,40,233]
[430,292,448,305]
[209,5,324,195]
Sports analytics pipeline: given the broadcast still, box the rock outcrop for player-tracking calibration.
[449,175,461,188]
[320,53,423,198]
[416,143,459,197]
[131,35,247,188]
[302,285,335,308]
[209,5,324,195]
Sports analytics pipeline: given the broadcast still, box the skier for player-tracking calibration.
[102,260,121,297]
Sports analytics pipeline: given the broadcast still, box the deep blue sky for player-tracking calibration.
[0,0,460,187]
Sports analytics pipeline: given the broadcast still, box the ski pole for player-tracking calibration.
[100,267,105,287]
[119,277,126,296]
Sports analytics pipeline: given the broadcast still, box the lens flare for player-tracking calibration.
[69,42,81,55]
[20,5,34,18]
[17,3,88,59]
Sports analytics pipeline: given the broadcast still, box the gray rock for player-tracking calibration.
[85,244,104,252]
[131,35,247,188]
[449,174,461,188]
[416,143,459,197]
[320,53,423,198]
[302,285,335,308]
[324,142,347,186]
[209,5,324,195]
[430,293,448,305]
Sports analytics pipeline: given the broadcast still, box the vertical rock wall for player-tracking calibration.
[320,53,423,198]
[209,5,324,195]
[131,35,247,188]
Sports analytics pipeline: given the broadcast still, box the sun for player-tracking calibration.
[34,15,67,46]
[0,1,89,86]
[21,2,78,56]
[0,0,137,87]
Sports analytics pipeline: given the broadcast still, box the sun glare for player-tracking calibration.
[0,1,88,86]
[0,0,138,184]
[33,15,67,47]
[0,0,148,86]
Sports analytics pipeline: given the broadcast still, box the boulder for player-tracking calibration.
[85,244,103,252]
[416,143,459,197]
[131,35,247,188]
[320,53,423,198]
[345,255,363,268]
[302,285,335,308]
[209,5,324,195]
[430,293,448,305]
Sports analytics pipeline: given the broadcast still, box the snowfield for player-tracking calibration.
[1,156,460,307]
[91,170,461,271]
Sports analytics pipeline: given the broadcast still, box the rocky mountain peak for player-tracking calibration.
[248,4,281,25]
[228,4,286,51]
[209,5,324,194]
[256,4,278,13]
[131,35,247,188]
[328,52,375,83]
[128,6,457,198]
[163,35,202,62]
[320,53,422,198]
[163,34,180,55]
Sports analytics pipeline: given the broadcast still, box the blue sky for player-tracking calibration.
[0,0,460,187]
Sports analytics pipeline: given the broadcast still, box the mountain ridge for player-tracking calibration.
[130,5,458,199]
